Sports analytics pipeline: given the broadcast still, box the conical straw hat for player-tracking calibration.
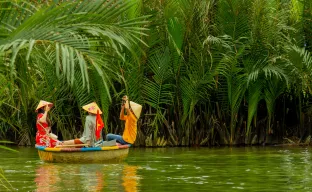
[130,101,142,119]
[82,102,102,114]
[35,100,53,112]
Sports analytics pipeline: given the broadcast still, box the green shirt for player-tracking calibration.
[79,115,96,144]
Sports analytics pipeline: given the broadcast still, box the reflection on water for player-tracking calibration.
[35,163,140,191]
[123,165,139,192]
[35,164,60,192]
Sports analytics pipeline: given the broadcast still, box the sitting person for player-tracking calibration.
[35,100,60,147]
[62,102,103,146]
[106,96,142,145]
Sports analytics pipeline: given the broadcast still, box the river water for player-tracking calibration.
[1,146,312,191]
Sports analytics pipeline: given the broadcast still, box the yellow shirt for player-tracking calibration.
[121,111,137,144]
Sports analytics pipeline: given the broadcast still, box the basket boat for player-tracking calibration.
[36,144,130,163]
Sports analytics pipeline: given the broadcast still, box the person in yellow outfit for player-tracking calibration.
[106,96,142,145]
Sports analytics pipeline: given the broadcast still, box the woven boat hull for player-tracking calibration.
[36,145,130,163]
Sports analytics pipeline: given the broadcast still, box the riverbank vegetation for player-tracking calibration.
[1,0,312,146]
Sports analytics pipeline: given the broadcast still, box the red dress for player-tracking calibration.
[36,114,58,147]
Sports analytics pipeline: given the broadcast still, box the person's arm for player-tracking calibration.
[38,106,51,123]
[120,105,127,121]
[124,99,132,116]
[120,95,128,121]
[125,108,132,117]
[38,106,52,134]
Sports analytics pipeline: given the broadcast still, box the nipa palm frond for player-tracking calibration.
[0,0,149,98]
[143,47,174,125]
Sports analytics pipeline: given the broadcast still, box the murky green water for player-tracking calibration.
[1,146,312,191]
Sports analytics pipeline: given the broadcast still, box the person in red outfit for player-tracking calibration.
[35,100,59,147]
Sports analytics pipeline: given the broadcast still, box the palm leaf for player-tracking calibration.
[143,47,173,127]
[0,0,149,97]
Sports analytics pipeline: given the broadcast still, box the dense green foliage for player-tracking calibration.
[0,0,312,146]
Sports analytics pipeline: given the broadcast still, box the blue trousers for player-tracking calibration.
[106,134,129,145]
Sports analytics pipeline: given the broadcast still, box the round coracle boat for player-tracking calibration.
[36,144,130,163]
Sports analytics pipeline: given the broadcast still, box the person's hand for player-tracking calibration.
[45,128,50,135]
[45,105,51,112]
[122,95,128,101]
[122,95,128,106]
